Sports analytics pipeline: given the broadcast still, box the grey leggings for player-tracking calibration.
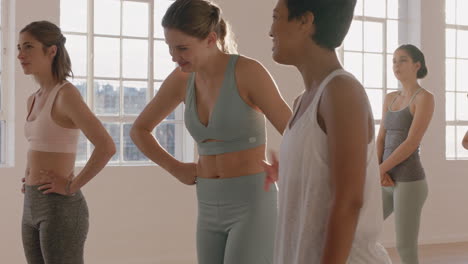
[22,185,89,264]
[382,179,428,264]
[196,172,277,264]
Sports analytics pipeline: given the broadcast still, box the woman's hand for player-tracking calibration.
[37,170,76,196]
[21,177,26,194]
[261,151,279,191]
[380,171,395,187]
[170,162,197,185]
[21,167,30,194]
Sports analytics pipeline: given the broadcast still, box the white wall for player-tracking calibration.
[1,0,467,263]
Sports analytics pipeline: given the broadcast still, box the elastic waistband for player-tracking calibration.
[24,184,83,200]
[196,172,276,202]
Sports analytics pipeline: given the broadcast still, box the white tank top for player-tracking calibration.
[273,69,391,264]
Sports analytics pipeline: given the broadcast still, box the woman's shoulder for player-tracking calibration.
[235,54,268,74]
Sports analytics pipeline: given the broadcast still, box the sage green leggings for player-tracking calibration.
[382,179,428,264]
[196,173,277,264]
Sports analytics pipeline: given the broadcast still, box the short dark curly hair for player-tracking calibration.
[285,0,357,50]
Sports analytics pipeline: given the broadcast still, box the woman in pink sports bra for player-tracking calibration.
[19,21,115,264]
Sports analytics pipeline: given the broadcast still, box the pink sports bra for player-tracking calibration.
[24,82,79,153]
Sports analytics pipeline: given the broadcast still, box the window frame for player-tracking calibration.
[445,0,468,160]
[337,0,402,132]
[61,0,194,166]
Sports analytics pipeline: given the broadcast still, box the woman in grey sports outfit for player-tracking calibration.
[378,44,435,264]
[130,1,291,263]
[19,21,115,264]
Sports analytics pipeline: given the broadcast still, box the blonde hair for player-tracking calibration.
[162,0,238,54]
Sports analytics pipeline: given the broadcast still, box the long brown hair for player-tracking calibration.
[20,21,73,81]
[162,0,238,54]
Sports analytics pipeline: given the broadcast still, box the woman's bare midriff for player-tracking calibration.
[25,150,76,185]
[196,144,266,179]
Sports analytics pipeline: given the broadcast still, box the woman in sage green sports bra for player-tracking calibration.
[130,1,292,263]
[377,44,435,264]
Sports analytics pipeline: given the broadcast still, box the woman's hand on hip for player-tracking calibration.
[37,170,76,196]
[171,162,197,185]
[261,151,279,191]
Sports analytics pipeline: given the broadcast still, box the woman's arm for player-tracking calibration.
[319,76,369,264]
[130,69,196,184]
[376,92,396,163]
[379,91,434,174]
[236,57,292,135]
[58,83,116,193]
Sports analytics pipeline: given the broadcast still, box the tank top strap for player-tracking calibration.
[388,91,401,111]
[408,87,424,105]
[185,73,196,105]
[311,69,355,108]
[42,81,69,113]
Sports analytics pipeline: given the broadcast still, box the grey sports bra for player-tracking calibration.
[184,55,266,155]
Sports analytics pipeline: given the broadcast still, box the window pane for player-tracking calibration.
[456,0,468,26]
[154,0,174,38]
[71,79,87,102]
[364,21,383,52]
[364,0,385,18]
[154,82,176,120]
[456,92,468,120]
[64,34,87,77]
[95,0,121,35]
[446,58,456,91]
[387,54,398,89]
[387,0,398,19]
[344,20,362,51]
[94,37,120,78]
[123,81,147,115]
[60,0,87,33]
[457,126,468,158]
[456,30,468,58]
[94,80,120,115]
[104,123,121,162]
[446,0,456,24]
[154,40,174,80]
[155,122,176,157]
[344,52,363,83]
[76,132,88,163]
[365,89,382,120]
[446,28,456,57]
[387,20,398,53]
[0,121,4,164]
[446,92,455,121]
[446,126,456,159]
[375,124,380,138]
[123,123,149,161]
[123,39,148,78]
[456,59,468,92]
[364,53,383,88]
[123,1,149,37]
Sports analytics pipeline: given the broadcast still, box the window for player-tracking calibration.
[445,0,468,160]
[339,0,400,134]
[0,0,6,165]
[60,0,192,165]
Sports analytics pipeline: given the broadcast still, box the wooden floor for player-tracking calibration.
[387,242,468,264]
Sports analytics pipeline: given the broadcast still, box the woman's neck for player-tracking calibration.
[34,73,58,92]
[296,47,342,92]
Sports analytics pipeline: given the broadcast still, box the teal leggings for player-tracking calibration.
[382,179,428,264]
[196,173,277,264]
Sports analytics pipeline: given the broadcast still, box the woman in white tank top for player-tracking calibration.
[263,0,391,263]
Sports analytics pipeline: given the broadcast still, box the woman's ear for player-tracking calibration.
[206,31,218,48]
[48,45,58,59]
[300,11,315,36]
